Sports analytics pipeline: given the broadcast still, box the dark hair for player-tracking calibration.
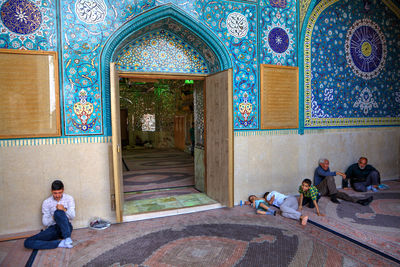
[51,180,64,191]
[302,178,312,186]
[263,192,270,199]
[248,195,256,203]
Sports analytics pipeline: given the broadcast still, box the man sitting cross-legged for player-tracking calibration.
[24,180,75,250]
[344,157,381,192]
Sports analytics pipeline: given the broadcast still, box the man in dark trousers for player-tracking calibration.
[344,157,380,192]
[24,180,75,250]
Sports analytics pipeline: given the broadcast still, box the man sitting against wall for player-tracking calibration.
[314,158,373,206]
[24,180,75,250]
[343,157,381,192]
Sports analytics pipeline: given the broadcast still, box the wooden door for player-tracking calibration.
[110,63,124,222]
[205,69,234,207]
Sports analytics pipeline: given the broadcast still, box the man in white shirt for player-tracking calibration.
[24,180,75,249]
[265,191,308,225]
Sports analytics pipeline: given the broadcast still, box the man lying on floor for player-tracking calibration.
[264,191,309,225]
[24,180,75,250]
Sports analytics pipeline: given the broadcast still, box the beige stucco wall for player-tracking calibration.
[1,127,399,235]
[0,142,115,236]
[234,127,400,204]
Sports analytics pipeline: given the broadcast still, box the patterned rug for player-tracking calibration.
[302,180,400,261]
[123,166,194,192]
[17,206,397,266]
[123,149,195,192]
[122,148,193,170]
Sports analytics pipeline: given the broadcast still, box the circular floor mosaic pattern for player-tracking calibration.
[86,223,298,266]
[0,0,42,35]
[345,19,386,80]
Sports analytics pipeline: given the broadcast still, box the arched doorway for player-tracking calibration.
[101,4,233,222]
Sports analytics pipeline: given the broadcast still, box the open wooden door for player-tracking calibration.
[205,69,234,207]
[110,62,124,222]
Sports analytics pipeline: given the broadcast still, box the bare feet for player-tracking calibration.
[301,216,308,225]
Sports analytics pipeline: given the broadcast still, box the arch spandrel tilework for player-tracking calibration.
[100,4,233,135]
[303,0,400,128]
[116,30,210,74]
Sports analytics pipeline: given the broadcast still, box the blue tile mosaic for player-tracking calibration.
[303,0,400,127]
[0,0,57,50]
[61,0,262,134]
[197,0,259,129]
[6,0,398,136]
[260,0,297,66]
[116,30,209,74]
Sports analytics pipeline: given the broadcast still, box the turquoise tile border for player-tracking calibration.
[0,136,111,147]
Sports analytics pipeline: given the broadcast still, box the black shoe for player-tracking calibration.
[357,196,373,206]
[330,194,340,204]
[273,210,277,216]
[364,196,373,205]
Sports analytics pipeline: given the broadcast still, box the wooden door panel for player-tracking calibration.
[110,62,124,222]
[205,69,233,207]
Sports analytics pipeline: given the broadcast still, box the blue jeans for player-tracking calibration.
[352,171,380,192]
[24,210,73,250]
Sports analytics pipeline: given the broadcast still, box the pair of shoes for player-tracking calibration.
[371,187,378,192]
[357,196,373,206]
[330,194,340,204]
[273,210,277,216]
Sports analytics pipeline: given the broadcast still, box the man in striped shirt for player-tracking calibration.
[24,180,75,250]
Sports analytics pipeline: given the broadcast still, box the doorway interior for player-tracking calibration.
[118,75,217,217]
[110,66,233,223]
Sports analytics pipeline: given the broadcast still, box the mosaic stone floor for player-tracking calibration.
[3,206,397,267]
[123,190,217,215]
[122,148,195,192]
[302,180,400,261]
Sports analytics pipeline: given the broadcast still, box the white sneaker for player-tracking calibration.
[58,239,73,248]
[65,237,73,245]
